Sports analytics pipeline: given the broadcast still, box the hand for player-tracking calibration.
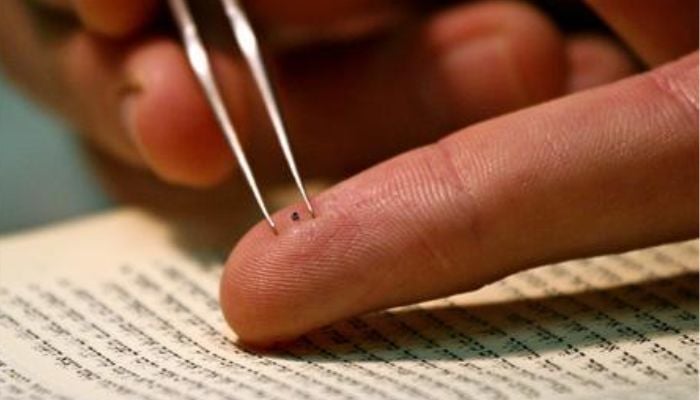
[3,0,636,186]
[0,1,696,347]
[217,0,698,346]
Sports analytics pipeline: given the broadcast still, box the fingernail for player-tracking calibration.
[439,35,529,123]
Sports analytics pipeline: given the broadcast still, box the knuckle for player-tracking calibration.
[645,55,699,129]
[414,141,489,275]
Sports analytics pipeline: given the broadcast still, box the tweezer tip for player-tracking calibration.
[300,195,315,218]
[266,219,278,234]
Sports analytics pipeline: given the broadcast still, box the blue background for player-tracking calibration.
[0,75,111,233]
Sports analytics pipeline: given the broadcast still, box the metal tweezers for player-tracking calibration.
[168,0,314,233]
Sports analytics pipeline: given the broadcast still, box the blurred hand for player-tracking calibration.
[1,0,641,184]
[0,0,696,346]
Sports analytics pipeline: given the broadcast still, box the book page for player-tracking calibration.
[0,209,697,400]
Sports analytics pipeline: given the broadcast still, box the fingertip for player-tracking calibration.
[426,0,567,124]
[218,148,488,345]
[125,40,240,187]
[73,0,159,37]
[220,201,376,345]
[220,222,288,346]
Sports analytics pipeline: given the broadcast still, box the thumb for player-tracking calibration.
[221,53,698,346]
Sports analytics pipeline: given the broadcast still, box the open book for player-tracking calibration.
[0,209,697,399]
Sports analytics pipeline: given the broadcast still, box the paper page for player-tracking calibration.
[0,209,697,400]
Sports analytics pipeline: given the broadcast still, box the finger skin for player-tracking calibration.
[249,0,389,25]
[585,0,698,66]
[57,34,241,184]
[221,53,698,346]
[426,0,566,127]
[565,34,638,92]
[73,0,159,37]
[124,40,241,186]
[41,0,397,40]
[59,33,143,165]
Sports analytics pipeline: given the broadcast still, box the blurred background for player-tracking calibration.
[0,75,111,234]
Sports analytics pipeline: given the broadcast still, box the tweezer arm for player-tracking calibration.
[221,0,315,217]
[168,0,277,231]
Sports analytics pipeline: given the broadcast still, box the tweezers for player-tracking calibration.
[168,0,314,233]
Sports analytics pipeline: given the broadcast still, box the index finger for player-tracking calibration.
[221,53,698,346]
